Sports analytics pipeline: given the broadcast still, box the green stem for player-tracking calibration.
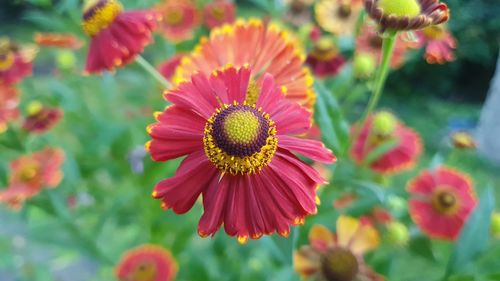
[135,55,171,89]
[344,30,398,154]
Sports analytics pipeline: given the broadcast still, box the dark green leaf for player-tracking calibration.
[445,186,495,276]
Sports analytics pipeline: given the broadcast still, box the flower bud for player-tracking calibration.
[492,212,500,239]
[353,53,376,79]
[56,50,76,71]
[386,221,409,246]
[372,111,398,137]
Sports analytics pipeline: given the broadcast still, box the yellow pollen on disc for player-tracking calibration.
[378,0,421,17]
[223,111,260,144]
[165,9,184,25]
[82,0,123,37]
[0,39,15,71]
[20,165,38,182]
[131,262,157,281]
[244,79,260,105]
[203,103,278,176]
[311,37,338,61]
[431,188,460,216]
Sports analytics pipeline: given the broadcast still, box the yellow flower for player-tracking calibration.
[314,0,363,36]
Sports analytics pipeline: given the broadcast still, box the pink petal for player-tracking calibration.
[153,150,217,214]
[278,135,336,164]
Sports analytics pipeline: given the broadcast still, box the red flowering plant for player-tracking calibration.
[1,0,499,280]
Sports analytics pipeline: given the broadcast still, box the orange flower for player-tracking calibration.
[115,244,177,281]
[0,37,36,85]
[0,83,20,134]
[22,101,63,134]
[350,111,423,174]
[156,0,199,42]
[416,24,456,64]
[203,0,236,29]
[408,167,477,240]
[294,216,383,281]
[33,32,84,49]
[0,147,65,209]
[356,24,416,69]
[173,19,315,109]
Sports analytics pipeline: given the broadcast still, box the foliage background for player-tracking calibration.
[1,0,500,280]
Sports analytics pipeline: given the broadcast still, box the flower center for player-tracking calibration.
[422,25,446,40]
[165,9,184,25]
[131,262,157,281]
[82,0,123,37]
[211,6,226,21]
[203,103,278,175]
[377,0,421,17]
[311,37,338,61]
[369,35,383,49]
[321,247,359,281]
[337,3,352,18]
[431,188,460,215]
[19,165,39,182]
[372,111,397,137]
[0,39,15,71]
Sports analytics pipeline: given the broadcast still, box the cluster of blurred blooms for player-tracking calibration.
[1,0,499,280]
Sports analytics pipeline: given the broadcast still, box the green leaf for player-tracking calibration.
[445,186,495,277]
[408,235,435,261]
[314,81,350,154]
[362,138,399,166]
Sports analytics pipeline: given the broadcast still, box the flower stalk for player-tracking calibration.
[135,55,171,89]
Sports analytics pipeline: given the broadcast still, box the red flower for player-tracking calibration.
[408,167,477,240]
[416,24,456,64]
[115,244,177,281]
[82,0,160,74]
[156,0,199,42]
[0,147,65,209]
[356,24,415,69]
[0,38,36,85]
[0,83,20,134]
[294,216,383,281]
[22,102,63,134]
[33,32,84,49]
[173,19,316,110]
[203,0,236,29]
[157,54,184,82]
[350,111,423,174]
[147,66,336,242]
[306,37,346,78]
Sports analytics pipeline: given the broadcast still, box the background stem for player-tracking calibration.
[135,55,171,89]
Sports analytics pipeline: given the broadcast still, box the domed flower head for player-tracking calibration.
[306,37,346,78]
[407,167,477,240]
[0,38,36,85]
[365,0,449,31]
[315,0,363,36]
[0,147,65,209]
[203,0,236,29]
[450,131,476,150]
[357,24,415,69]
[22,101,63,134]
[0,83,20,134]
[173,19,316,110]
[82,0,160,74]
[294,216,383,281]
[350,111,423,174]
[156,0,199,42]
[115,244,177,281]
[353,52,377,78]
[147,66,336,242]
[157,54,184,82]
[416,24,456,64]
[33,32,84,49]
